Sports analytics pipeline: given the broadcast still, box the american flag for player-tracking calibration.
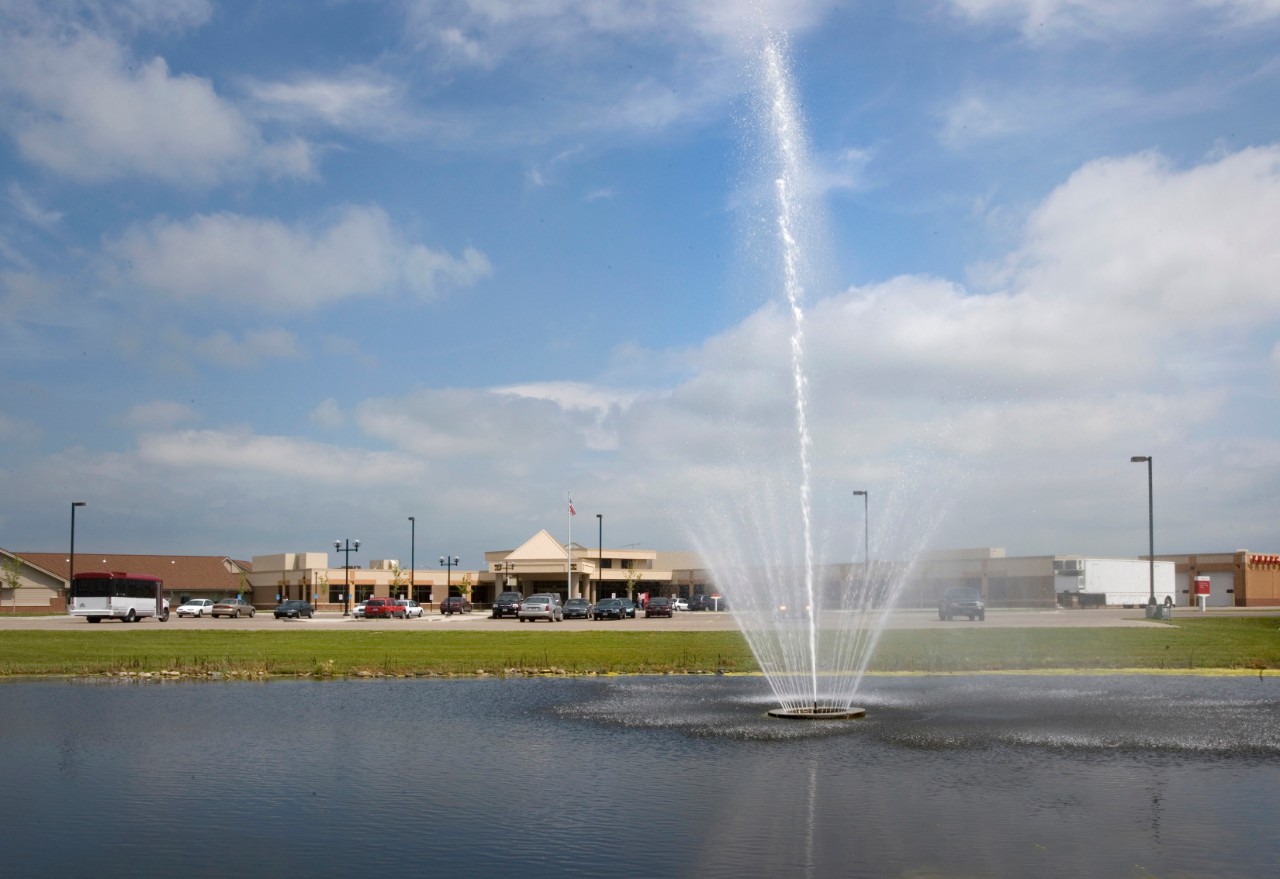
[568,500,576,516]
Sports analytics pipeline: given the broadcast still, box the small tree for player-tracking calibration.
[2,556,23,613]
[625,568,642,602]
[390,563,407,598]
[457,573,472,599]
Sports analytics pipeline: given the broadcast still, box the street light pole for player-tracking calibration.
[69,501,85,609]
[1130,456,1155,605]
[408,516,415,601]
[596,513,603,602]
[334,539,360,615]
[852,490,868,596]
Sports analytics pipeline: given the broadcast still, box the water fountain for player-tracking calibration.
[688,34,929,719]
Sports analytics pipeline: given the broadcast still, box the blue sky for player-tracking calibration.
[2,0,1279,571]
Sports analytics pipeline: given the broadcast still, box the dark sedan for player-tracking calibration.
[591,598,627,620]
[274,600,314,619]
[618,598,637,618]
[645,597,673,618]
[440,595,473,615]
[563,598,592,619]
[690,594,728,611]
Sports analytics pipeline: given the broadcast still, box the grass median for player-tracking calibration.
[0,617,1276,678]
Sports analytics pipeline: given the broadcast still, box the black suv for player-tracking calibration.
[938,587,985,621]
[491,591,522,619]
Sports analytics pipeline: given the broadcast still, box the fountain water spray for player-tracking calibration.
[685,33,946,720]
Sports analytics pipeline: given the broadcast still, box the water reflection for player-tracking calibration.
[0,675,1276,878]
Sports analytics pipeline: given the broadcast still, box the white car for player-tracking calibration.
[352,602,366,619]
[176,598,215,618]
[672,598,690,612]
[396,599,424,619]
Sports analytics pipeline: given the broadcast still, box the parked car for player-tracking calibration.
[212,596,256,618]
[396,599,424,619]
[440,595,474,615]
[939,587,985,621]
[274,600,314,619]
[672,598,690,612]
[563,597,592,619]
[491,591,523,619]
[363,597,405,619]
[352,602,366,619]
[618,598,637,618]
[176,598,215,618]
[645,597,673,618]
[689,594,727,611]
[518,593,563,623]
[591,598,626,620]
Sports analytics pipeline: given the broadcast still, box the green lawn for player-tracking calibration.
[0,618,1276,677]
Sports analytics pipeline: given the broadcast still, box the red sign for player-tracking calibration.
[1193,577,1211,596]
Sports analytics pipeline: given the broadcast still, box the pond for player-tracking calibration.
[1,675,1276,878]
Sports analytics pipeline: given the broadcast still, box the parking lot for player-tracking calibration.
[2,606,1247,632]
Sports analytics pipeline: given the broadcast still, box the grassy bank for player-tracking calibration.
[0,618,1276,678]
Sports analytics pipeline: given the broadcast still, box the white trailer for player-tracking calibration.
[1055,557,1176,606]
[1078,558,1176,606]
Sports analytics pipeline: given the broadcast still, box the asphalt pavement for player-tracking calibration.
[7,606,1272,632]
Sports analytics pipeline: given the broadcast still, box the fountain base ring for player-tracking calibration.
[768,706,866,720]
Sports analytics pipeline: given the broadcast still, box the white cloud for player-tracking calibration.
[310,399,347,430]
[119,400,198,430]
[995,146,1280,331]
[0,412,42,443]
[191,329,302,368]
[940,96,1021,147]
[137,429,423,485]
[6,183,64,229]
[244,70,426,140]
[0,27,314,186]
[405,0,837,65]
[392,0,838,148]
[105,206,493,311]
[946,0,1280,38]
[354,388,588,460]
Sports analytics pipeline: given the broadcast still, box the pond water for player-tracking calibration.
[1,675,1276,878]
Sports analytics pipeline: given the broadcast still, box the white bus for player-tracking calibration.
[69,571,170,623]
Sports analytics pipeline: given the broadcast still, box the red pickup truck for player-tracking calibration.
[362,598,406,619]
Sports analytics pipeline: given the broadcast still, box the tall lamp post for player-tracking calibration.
[334,539,360,616]
[69,501,86,609]
[408,516,415,601]
[440,555,459,595]
[596,513,603,602]
[852,490,869,593]
[1130,456,1155,606]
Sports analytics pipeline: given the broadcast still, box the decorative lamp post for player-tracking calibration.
[69,501,86,609]
[335,539,360,615]
[1130,456,1156,605]
[440,555,459,594]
